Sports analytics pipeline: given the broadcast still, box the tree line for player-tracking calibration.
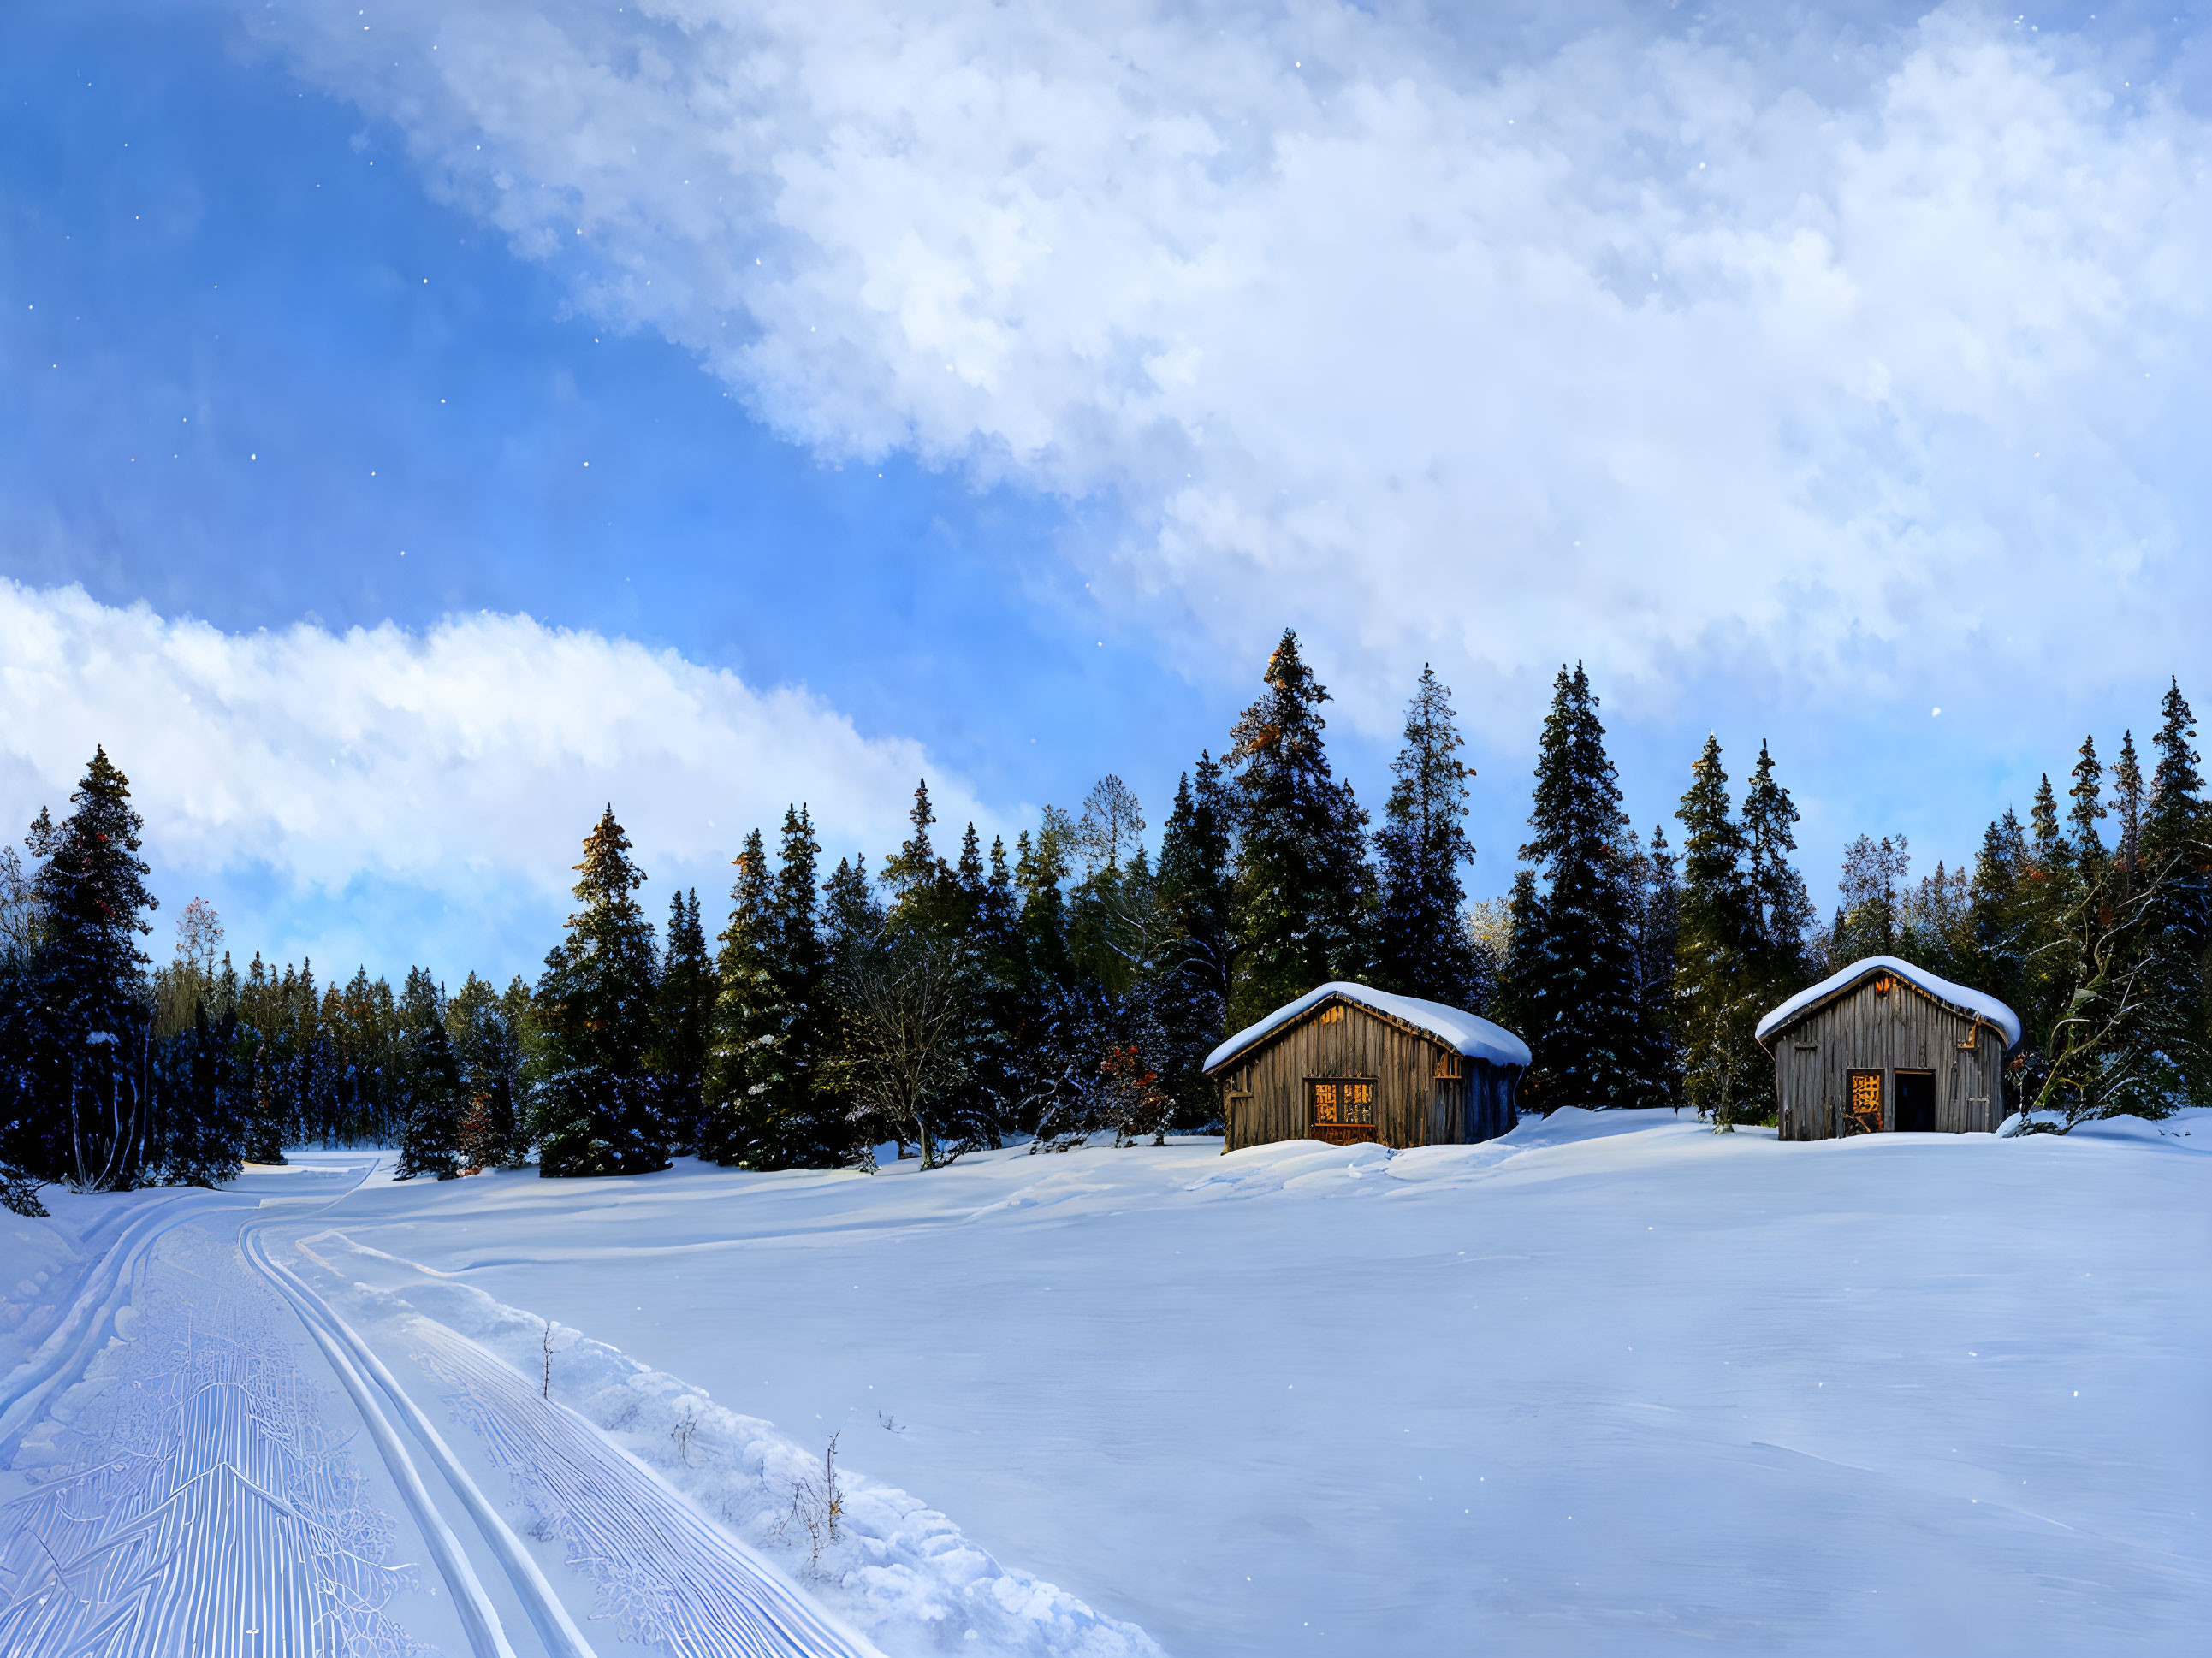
[3,635,2205,1212]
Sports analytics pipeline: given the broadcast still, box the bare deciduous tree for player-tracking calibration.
[836,931,975,1168]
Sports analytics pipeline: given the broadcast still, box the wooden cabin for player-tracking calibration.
[1757,955,2019,1140]
[1203,982,1530,1153]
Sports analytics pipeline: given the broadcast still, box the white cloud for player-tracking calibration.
[254,1,2212,737]
[0,580,986,901]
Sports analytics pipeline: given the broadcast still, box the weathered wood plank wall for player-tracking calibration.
[1771,978,2007,1140]
[1217,1002,1519,1152]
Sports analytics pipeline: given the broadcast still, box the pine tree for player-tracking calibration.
[883,779,952,926]
[1741,741,1814,980]
[1154,758,1235,1123]
[449,971,528,1170]
[2111,731,2144,882]
[394,967,462,1180]
[1675,737,1763,1128]
[534,807,667,1177]
[2068,736,2108,868]
[655,887,713,1152]
[701,830,774,1165]
[2127,679,2211,1107]
[809,853,882,1157]
[1632,823,1683,1108]
[1225,630,1372,1027]
[1512,665,1644,1110]
[704,808,835,1169]
[28,748,162,1190]
[1373,666,1480,1008]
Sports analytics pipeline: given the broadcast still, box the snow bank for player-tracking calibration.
[1204,980,1531,1073]
[1754,954,2022,1046]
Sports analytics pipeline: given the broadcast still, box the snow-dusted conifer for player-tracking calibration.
[394,966,461,1180]
[1675,737,1762,1128]
[655,887,713,1152]
[1511,664,1645,1110]
[534,807,667,1177]
[1373,666,1480,1009]
[1225,631,1373,1027]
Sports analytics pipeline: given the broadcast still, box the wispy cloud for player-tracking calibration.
[252,0,2210,737]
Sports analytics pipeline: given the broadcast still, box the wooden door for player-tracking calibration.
[1308,1078,1378,1146]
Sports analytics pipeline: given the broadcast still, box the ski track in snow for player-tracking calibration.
[0,1213,424,1657]
[0,1161,971,1658]
[407,1323,880,1658]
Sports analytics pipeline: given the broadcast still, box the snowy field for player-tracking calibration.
[3,1109,2207,1657]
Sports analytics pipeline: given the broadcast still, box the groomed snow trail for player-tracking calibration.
[0,1205,426,1656]
[2,1160,900,1658]
[407,1319,881,1658]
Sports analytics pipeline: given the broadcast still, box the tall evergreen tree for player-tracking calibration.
[705,808,836,1169]
[1741,740,1814,978]
[533,807,667,1177]
[1675,737,1763,1128]
[2068,735,2108,871]
[813,853,883,1156]
[27,748,161,1190]
[394,967,461,1180]
[2127,680,2211,1107]
[1373,666,1480,1008]
[1632,823,1683,1109]
[701,830,774,1166]
[1512,664,1645,1109]
[449,971,528,1169]
[1225,630,1372,1027]
[1155,758,1236,1124]
[655,887,713,1152]
[2111,731,2144,881]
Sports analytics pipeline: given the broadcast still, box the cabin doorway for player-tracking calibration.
[1308,1078,1377,1146]
[1844,1070,1883,1135]
[1894,1070,1936,1133]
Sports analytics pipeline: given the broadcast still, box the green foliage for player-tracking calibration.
[1674,737,1764,1128]
[1507,664,1654,1110]
[1373,666,1481,1009]
[1225,631,1373,1027]
[394,966,462,1181]
[533,807,667,1178]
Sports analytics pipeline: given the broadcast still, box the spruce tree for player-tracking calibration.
[1675,737,1762,1128]
[883,779,952,925]
[394,967,462,1180]
[449,971,528,1169]
[702,830,774,1165]
[704,808,835,1169]
[1155,758,1235,1122]
[1373,666,1480,1007]
[2068,735,2108,868]
[1741,740,1814,980]
[1512,665,1644,1110]
[813,853,882,1155]
[2111,731,2144,881]
[534,807,667,1177]
[28,748,161,1189]
[655,887,713,1152]
[2130,680,2211,1106]
[1632,824,1683,1108]
[1225,630,1372,1027]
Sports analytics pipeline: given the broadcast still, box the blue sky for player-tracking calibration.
[2,0,2207,986]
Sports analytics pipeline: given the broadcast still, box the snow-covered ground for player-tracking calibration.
[3,1109,2207,1656]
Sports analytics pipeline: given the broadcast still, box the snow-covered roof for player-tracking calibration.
[1203,981,1533,1074]
[1754,955,2021,1048]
